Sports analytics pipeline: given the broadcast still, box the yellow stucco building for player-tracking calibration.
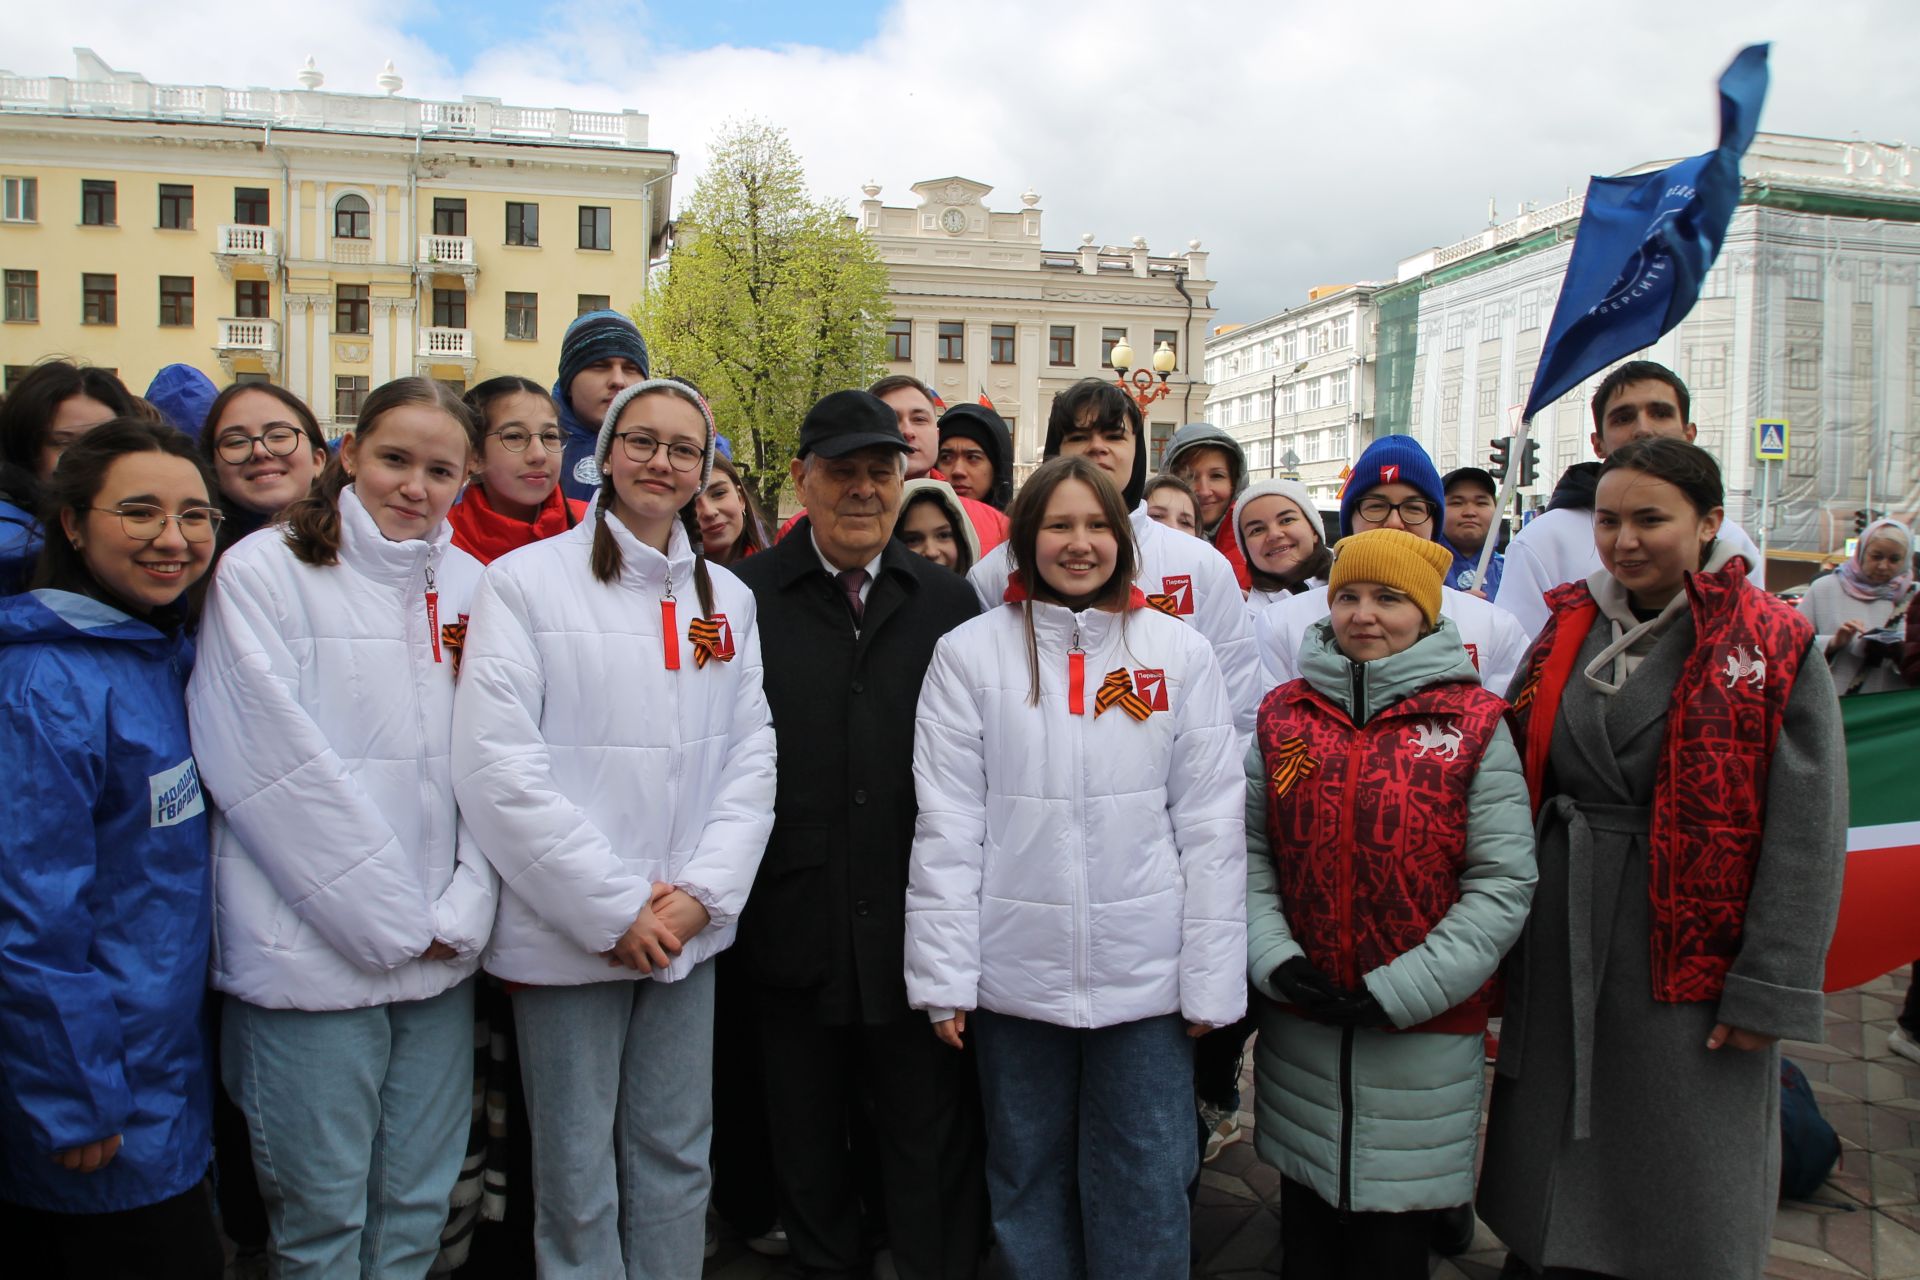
[0,49,674,430]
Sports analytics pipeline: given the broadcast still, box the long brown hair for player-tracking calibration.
[702,450,770,564]
[590,385,715,618]
[283,377,479,567]
[1005,456,1138,705]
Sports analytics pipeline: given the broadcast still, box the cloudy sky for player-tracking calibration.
[11,0,1911,323]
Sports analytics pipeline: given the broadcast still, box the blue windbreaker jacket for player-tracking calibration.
[0,497,40,596]
[0,589,213,1212]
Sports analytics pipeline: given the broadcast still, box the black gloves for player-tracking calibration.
[1270,956,1393,1028]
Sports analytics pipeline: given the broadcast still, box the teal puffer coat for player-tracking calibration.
[1245,618,1535,1212]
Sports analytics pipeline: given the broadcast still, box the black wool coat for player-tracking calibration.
[731,518,982,1025]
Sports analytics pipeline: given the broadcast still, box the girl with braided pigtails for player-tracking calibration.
[450,378,776,1278]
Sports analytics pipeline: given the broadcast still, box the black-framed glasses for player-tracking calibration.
[89,504,225,542]
[615,432,704,472]
[214,426,306,464]
[489,427,565,454]
[1354,495,1436,527]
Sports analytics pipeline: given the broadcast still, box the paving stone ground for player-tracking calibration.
[703,971,1920,1278]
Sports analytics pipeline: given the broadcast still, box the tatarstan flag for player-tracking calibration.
[1822,686,1920,992]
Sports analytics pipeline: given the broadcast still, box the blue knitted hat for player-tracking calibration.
[1338,435,1445,538]
[557,310,649,409]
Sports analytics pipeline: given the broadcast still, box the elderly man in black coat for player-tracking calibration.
[731,390,985,1280]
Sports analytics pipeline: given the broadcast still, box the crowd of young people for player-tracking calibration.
[0,323,1887,1280]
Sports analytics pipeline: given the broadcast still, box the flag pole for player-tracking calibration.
[1476,415,1534,586]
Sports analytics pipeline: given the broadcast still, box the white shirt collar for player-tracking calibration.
[809,530,883,606]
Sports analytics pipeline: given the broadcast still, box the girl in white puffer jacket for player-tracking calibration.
[187,377,496,1280]
[906,456,1246,1280]
[451,379,776,1278]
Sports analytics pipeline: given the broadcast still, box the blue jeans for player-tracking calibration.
[971,1010,1196,1280]
[512,962,716,1279]
[221,981,475,1280]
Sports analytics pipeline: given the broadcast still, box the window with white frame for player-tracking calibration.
[1445,313,1465,351]
[1480,308,1500,342]
[1788,259,1822,301]
[2,177,36,223]
[1478,385,1498,420]
[1519,293,1540,330]
[1328,370,1348,405]
[1280,331,1297,363]
[1331,314,1351,349]
[1689,344,1727,390]
[1280,383,1296,415]
[1787,345,1819,390]
[1305,378,1323,410]
[1441,385,1460,422]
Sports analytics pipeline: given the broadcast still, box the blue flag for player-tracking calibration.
[1522,44,1769,423]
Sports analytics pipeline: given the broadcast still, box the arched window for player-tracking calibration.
[334,193,370,240]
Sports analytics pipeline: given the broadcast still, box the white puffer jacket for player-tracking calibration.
[451,515,775,986]
[905,597,1247,1030]
[188,487,494,1011]
[968,503,1259,739]
[1255,584,1530,697]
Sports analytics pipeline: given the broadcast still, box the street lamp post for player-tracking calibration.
[1110,337,1177,414]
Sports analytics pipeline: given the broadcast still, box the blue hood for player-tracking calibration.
[144,363,219,438]
[0,588,178,650]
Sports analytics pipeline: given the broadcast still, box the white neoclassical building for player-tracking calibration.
[857,177,1216,478]
[1373,134,1920,559]
[1202,283,1381,507]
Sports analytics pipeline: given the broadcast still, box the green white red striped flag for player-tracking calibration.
[1823,685,1920,992]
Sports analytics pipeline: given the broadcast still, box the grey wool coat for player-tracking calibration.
[1476,596,1847,1280]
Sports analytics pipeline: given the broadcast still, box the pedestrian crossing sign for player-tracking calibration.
[1755,418,1789,461]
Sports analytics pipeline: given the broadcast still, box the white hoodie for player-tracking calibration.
[905,598,1247,1030]
[188,487,495,1011]
[967,503,1260,737]
[451,515,776,986]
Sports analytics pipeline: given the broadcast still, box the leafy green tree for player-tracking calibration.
[637,119,891,513]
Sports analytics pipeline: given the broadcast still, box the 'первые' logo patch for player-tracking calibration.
[150,757,205,828]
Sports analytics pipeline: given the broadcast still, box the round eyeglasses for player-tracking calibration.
[1354,496,1435,527]
[488,428,566,454]
[89,504,225,542]
[214,425,307,465]
[615,432,704,472]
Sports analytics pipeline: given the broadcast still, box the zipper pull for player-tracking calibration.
[1067,627,1085,715]
[660,583,680,671]
[424,561,442,663]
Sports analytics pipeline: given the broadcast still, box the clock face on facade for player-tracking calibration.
[940,207,967,234]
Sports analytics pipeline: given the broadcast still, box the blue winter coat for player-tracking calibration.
[0,497,40,596]
[0,589,213,1213]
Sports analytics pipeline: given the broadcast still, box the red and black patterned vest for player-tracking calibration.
[1507,557,1812,1003]
[1256,674,1509,1034]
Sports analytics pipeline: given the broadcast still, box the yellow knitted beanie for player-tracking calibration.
[1327,528,1453,626]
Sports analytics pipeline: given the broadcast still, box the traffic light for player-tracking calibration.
[1855,508,1876,535]
[1488,436,1512,483]
[1518,439,1541,487]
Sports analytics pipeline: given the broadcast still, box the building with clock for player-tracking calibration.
[856,177,1216,480]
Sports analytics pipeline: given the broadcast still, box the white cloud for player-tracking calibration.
[13,0,1913,321]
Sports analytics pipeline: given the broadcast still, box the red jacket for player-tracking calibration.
[1508,558,1812,1003]
[447,483,587,566]
[1256,675,1509,1034]
[1209,520,1252,593]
